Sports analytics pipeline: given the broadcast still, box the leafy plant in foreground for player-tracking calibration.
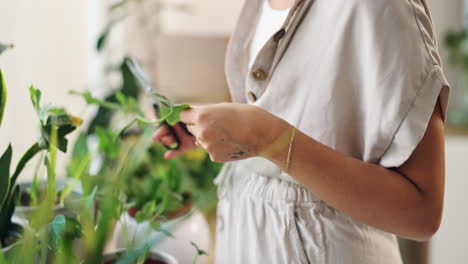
[444,30,468,128]
[0,68,81,254]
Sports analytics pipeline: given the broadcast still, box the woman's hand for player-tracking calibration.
[152,122,197,159]
[179,102,290,163]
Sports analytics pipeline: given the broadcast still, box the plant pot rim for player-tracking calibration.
[127,202,194,222]
[1,222,24,253]
[16,180,82,211]
[103,249,178,264]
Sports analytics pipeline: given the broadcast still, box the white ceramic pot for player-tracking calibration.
[110,208,211,264]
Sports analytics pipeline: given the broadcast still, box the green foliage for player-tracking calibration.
[30,87,82,152]
[0,68,7,127]
[162,104,191,126]
[0,43,14,56]
[445,30,468,69]
[0,85,80,251]
[0,145,12,207]
[48,215,82,253]
[444,30,468,128]
[96,127,121,159]
[191,241,208,264]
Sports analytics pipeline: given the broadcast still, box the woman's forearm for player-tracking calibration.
[177,102,443,241]
[261,125,441,241]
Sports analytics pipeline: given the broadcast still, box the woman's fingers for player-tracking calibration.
[180,108,197,125]
[161,135,176,146]
[164,149,186,160]
[152,125,171,142]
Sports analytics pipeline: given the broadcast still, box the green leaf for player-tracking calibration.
[70,90,120,111]
[0,145,12,207]
[96,17,126,52]
[29,86,42,115]
[165,104,191,125]
[1,185,19,233]
[42,114,81,152]
[48,215,83,252]
[115,91,142,115]
[38,103,52,124]
[71,132,89,159]
[11,143,44,188]
[191,241,208,256]
[85,187,98,210]
[95,127,120,158]
[0,68,7,127]
[0,43,14,56]
[96,30,109,52]
[115,237,160,264]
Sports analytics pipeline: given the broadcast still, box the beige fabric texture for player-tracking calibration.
[215,0,450,263]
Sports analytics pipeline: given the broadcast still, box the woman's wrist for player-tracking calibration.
[257,114,293,169]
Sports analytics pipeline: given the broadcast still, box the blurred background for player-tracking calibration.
[0,0,467,263]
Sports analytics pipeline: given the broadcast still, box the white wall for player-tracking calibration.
[432,136,468,264]
[426,0,468,263]
[161,0,245,36]
[0,0,105,180]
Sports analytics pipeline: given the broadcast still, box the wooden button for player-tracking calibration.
[247,91,257,102]
[252,68,267,81]
[274,29,286,42]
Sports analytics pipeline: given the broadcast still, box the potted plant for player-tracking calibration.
[444,30,468,131]
[1,46,184,263]
[71,82,213,262]
[0,145,23,255]
[0,66,83,260]
[0,67,23,255]
[12,87,82,221]
[110,141,212,263]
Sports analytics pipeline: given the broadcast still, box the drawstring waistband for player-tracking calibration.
[215,162,323,204]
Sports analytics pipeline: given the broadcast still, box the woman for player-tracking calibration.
[154,0,450,263]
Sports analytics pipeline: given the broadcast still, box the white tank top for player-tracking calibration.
[248,0,290,69]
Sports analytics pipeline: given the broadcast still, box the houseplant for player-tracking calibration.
[71,88,212,262]
[12,87,83,221]
[1,44,192,263]
[444,30,468,130]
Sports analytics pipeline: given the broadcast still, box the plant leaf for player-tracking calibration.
[0,145,12,207]
[95,127,121,158]
[42,114,81,152]
[11,143,44,188]
[0,43,13,56]
[29,86,42,116]
[115,237,160,264]
[0,68,7,127]
[166,104,191,125]
[190,241,208,256]
[96,28,111,52]
[48,215,83,252]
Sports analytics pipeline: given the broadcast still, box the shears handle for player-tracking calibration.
[160,120,182,150]
[150,103,179,150]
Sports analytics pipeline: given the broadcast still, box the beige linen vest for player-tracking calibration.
[224,0,450,182]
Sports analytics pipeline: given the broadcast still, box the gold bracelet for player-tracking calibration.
[285,127,296,172]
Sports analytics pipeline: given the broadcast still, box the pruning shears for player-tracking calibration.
[124,57,182,150]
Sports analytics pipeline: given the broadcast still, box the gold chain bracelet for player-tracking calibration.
[284,127,296,172]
